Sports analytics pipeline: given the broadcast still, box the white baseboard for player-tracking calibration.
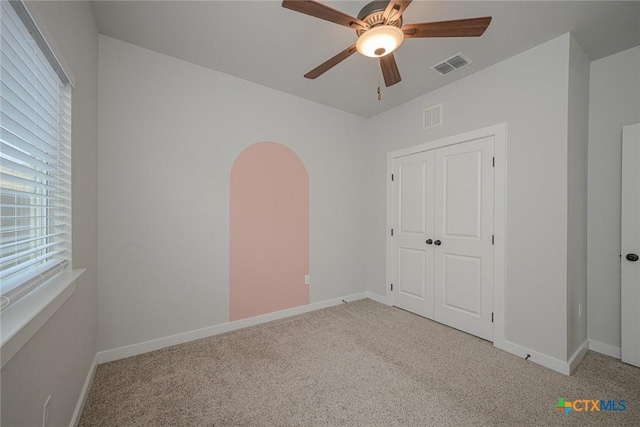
[97,292,368,364]
[69,353,98,427]
[588,339,621,359]
[366,291,391,305]
[494,339,572,375]
[568,340,589,374]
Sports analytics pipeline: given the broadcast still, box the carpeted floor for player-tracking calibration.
[79,299,640,426]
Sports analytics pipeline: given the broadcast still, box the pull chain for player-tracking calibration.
[377,81,381,101]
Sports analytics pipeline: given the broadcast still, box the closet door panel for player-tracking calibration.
[391,151,435,319]
[434,137,494,341]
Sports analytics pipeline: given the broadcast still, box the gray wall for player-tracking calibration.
[365,34,574,361]
[0,1,98,426]
[587,45,640,352]
[566,35,590,359]
[97,36,367,352]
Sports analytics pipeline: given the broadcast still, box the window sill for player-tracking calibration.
[1,269,85,368]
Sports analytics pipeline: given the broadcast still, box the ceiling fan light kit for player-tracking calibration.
[282,0,492,87]
[356,25,404,58]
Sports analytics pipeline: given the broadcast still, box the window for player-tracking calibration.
[1,0,71,310]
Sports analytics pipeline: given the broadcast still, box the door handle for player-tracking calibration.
[426,239,433,245]
[434,240,442,246]
[627,253,639,262]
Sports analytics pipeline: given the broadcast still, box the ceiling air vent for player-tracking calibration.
[423,104,443,129]
[431,53,472,76]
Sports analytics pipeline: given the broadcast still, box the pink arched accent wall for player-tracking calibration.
[230,142,309,321]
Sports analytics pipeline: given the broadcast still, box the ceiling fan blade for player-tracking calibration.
[304,44,357,80]
[402,17,492,38]
[383,1,413,23]
[380,53,401,87]
[282,0,368,31]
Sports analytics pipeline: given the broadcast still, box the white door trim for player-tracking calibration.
[386,123,507,348]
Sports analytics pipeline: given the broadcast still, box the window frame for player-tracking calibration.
[1,0,72,310]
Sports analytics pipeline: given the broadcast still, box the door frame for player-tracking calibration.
[386,123,507,348]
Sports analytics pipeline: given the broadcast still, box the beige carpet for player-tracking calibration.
[79,299,640,426]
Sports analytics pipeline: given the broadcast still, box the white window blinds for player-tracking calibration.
[0,0,71,309]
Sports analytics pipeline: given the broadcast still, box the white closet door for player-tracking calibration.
[433,137,494,341]
[391,151,435,319]
[622,123,640,368]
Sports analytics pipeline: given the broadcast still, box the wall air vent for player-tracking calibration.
[423,104,443,129]
[431,53,472,76]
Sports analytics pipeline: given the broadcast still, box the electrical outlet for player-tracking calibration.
[43,395,51,427]
[304,275,310,285]
[578,303,583,318]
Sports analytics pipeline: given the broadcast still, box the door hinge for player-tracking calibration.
[391,173,394,181]
[391,228,394,236]
[492,157,495,167]
[492,235,494,245]
[391,283,393,291]
[492,312,494,323]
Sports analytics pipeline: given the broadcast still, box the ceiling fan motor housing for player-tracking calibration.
[356,0,403,36]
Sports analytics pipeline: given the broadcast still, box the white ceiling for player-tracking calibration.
[91,1,640,118]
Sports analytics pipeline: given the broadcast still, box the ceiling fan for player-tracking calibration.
[282,0,492,87]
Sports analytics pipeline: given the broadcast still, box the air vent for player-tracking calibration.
[431,53,472,76]
[423,104,443,129]
[434,62,455,75]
